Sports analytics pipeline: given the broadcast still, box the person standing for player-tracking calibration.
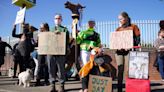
[47,14,70,92]
[0,37,12,75]
[115,12,140,92]
[12,23,35,72]
[155,23,164,81]
[76,20,101,92]
[35,23,50,86]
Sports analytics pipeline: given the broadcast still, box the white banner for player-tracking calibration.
[128,51,149,79]
[15,7,26,24]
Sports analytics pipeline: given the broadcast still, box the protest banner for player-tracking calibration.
[110,30,133,49]
[15,7,26,24]
[128,51,149,79]
[88,75,112,92]
[38,32,66,55]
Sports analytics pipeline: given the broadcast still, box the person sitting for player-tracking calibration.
[79,47,112,92]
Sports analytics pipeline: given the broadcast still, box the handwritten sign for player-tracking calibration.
[129,51,149,79]
[110,30,133,49]
[38,32,66,55]
[88,75,112,92]
[15,7,26,24]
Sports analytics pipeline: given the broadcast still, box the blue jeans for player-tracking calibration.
[31,50,38,58]
[157,55,164,79]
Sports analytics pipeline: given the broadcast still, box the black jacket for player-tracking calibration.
[12,27,35,56]
[0,41,12,56]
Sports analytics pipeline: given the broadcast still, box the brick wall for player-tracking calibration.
[0,48,162,80]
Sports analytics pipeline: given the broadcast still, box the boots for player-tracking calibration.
[44,79,50,86]
[35,79,42,86]
[58,84,64,92]
[50,84,57,92]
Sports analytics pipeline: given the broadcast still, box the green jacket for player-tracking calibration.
[76,28,101,51]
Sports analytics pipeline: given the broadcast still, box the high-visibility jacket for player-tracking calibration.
[76,28,101,51]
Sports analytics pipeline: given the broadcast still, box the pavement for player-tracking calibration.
[1,76,164,92]
[0,76,81,92]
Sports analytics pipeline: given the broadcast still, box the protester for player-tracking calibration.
[47,14,70,92]
[35,23,50,86]
[12,23,35,72]
[115,12,140,92]
[0,36,12,75]
[76,20,101,92]
[155,24,164,81]
[77,20,101,67]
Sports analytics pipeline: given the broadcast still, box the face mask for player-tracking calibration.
[55,19,62,25]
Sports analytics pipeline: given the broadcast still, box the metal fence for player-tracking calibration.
[77,20,160,48]
[2,20,160,49]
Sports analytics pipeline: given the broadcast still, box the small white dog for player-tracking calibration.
[18,69,33,88]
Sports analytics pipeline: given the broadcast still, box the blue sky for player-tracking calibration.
[0,0,164,38]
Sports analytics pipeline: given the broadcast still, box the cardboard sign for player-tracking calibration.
[88,75,112,92]
[15,7,26,24]
[38,32,66,55]
[128,51,149,79]
[110,30,133,49]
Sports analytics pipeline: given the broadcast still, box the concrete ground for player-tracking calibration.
[1,76,164,92]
